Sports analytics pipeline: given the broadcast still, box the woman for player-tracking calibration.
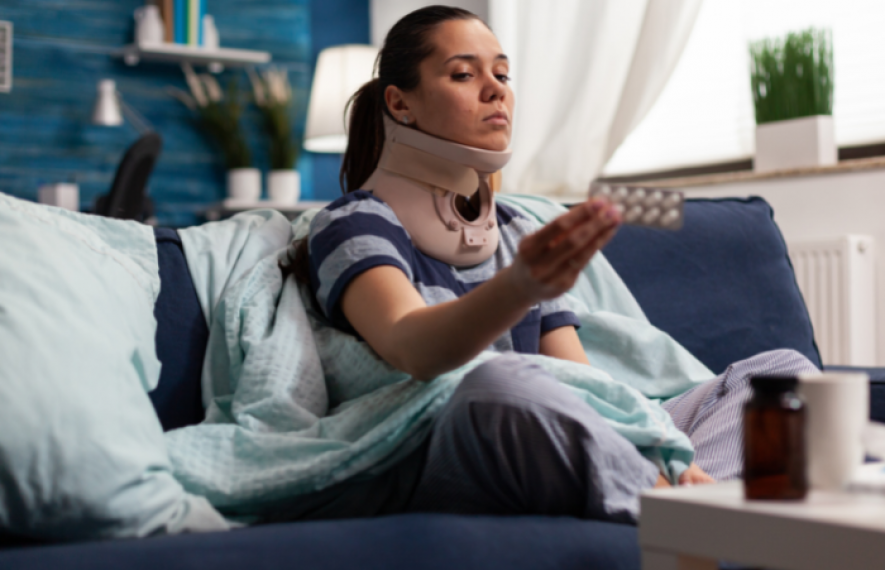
[285,5,817,523]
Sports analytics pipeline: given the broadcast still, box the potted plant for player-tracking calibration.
[750,28,835,173]
[249,67,300,204]
[170,63,259,202]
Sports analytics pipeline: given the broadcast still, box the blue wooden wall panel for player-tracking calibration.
[0,0,323,227]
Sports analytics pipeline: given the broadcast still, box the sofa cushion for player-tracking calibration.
[151,228,209,431]
[0,514,640,570]
[603,197,821,374]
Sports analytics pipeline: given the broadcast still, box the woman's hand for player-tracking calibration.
[678,463,716,486]
[505,198,621,304]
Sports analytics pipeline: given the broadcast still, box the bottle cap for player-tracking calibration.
[750,375,799,393]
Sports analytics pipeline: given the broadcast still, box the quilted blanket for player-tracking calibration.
[166,196,713,516]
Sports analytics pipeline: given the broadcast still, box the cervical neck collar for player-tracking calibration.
[364,115,512,267]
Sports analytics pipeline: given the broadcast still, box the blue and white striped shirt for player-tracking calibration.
[307,190,580,354]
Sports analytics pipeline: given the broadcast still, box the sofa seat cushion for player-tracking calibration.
[603,197,821,374]
[0,513,640,570]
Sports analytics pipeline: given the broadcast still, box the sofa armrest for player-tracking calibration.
[823,366,885,422]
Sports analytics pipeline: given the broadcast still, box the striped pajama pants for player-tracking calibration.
[263,349,818,525]
[407,349,819,523]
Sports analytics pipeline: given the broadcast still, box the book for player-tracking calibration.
[174,0,187,44]
[188,0,199,46]
[161,0,173,43]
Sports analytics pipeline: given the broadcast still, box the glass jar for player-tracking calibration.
[743,375,807,500]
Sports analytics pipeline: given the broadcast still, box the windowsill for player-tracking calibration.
[637,156,885,189]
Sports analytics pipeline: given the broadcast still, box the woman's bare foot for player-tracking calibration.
[678,463,716,486]
[654,473,671,488]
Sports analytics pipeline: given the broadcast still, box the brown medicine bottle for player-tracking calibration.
[743,376,807,500]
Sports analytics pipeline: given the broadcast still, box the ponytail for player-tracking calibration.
[340,78,385,193]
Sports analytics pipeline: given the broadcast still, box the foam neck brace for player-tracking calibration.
[364,115,512,266]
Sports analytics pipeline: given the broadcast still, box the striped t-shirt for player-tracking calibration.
[307,190,580,354]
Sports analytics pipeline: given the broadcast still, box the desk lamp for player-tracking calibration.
[91,79,163,222]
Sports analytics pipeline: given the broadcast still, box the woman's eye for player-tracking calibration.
[496,74,511,83]
[452,73,472,81]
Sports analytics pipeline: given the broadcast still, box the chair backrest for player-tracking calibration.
[94,132,162,220]
[603,196,821,374]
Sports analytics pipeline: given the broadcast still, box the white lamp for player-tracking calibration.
[303,45,379,153]
[91,79,152,134]
[92,79,123,127]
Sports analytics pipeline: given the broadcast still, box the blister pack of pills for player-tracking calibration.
[588,183,685,230]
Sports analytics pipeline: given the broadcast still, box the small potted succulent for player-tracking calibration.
[249,67,300,204]
[170,63,259,202]
[750,27,835,173]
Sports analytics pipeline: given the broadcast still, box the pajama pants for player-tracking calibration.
[263,349,818,525]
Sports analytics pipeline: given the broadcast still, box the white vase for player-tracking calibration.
[267,170,301,204]
[754,115,837,173]
[227,168,261,202]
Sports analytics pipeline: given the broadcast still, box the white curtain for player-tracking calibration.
[489,0,702,197]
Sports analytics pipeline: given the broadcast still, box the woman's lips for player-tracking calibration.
[484,112,509,126]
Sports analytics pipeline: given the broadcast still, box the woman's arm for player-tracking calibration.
[341,199,620,380]
[539,326,590,365]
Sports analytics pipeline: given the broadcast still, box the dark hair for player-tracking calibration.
[283,5,485,285]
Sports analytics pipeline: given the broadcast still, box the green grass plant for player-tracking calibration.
[749,27,833,125]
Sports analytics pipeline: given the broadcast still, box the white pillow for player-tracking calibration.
[0,194,227,541]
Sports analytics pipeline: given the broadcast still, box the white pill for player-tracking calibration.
[662,192,682,209]
[644,190,663,207]
[624,205,643,223]
[612,203,625,216]
[625,188,646,205]
[642,207,661,225]
[595,184,612,197]
[613,186,630,202]
[660,209,681,227]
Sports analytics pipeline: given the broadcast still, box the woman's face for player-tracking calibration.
[385,18,514,152]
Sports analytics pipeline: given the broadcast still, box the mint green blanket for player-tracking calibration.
[167,196,713,514]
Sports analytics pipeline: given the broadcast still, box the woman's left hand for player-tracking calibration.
[679,462,716,486]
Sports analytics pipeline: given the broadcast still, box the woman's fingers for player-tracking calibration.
[539,204,618,273]
[530,205,620,285]
[510,198,621,302]
[518,199,606,262]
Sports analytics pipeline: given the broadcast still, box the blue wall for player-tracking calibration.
[0,0,368,226]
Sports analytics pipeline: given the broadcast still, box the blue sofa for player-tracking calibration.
[2,196,883,569]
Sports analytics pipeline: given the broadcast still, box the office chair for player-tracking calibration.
[94,132,163,221]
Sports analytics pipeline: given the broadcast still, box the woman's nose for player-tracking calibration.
[481,72,506,102]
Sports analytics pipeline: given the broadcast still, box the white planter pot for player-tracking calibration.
[267,170,301,204]
[227,168,261,202]
[754,115,837,173]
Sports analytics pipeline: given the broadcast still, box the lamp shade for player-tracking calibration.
[92,79,123,127]
[304,45,379,153]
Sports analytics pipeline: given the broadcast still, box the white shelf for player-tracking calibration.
[115,43,270,72]
[204,200,329,221]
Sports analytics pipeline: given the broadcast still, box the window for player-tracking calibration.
[603,0,885,177]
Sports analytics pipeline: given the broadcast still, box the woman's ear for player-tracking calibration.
[384,84,411,122]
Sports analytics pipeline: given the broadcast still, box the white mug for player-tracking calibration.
[798,372,869,490]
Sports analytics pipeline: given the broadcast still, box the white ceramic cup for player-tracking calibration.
[798,372,869,490]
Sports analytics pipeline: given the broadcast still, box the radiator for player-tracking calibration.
[787,236,876,366]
